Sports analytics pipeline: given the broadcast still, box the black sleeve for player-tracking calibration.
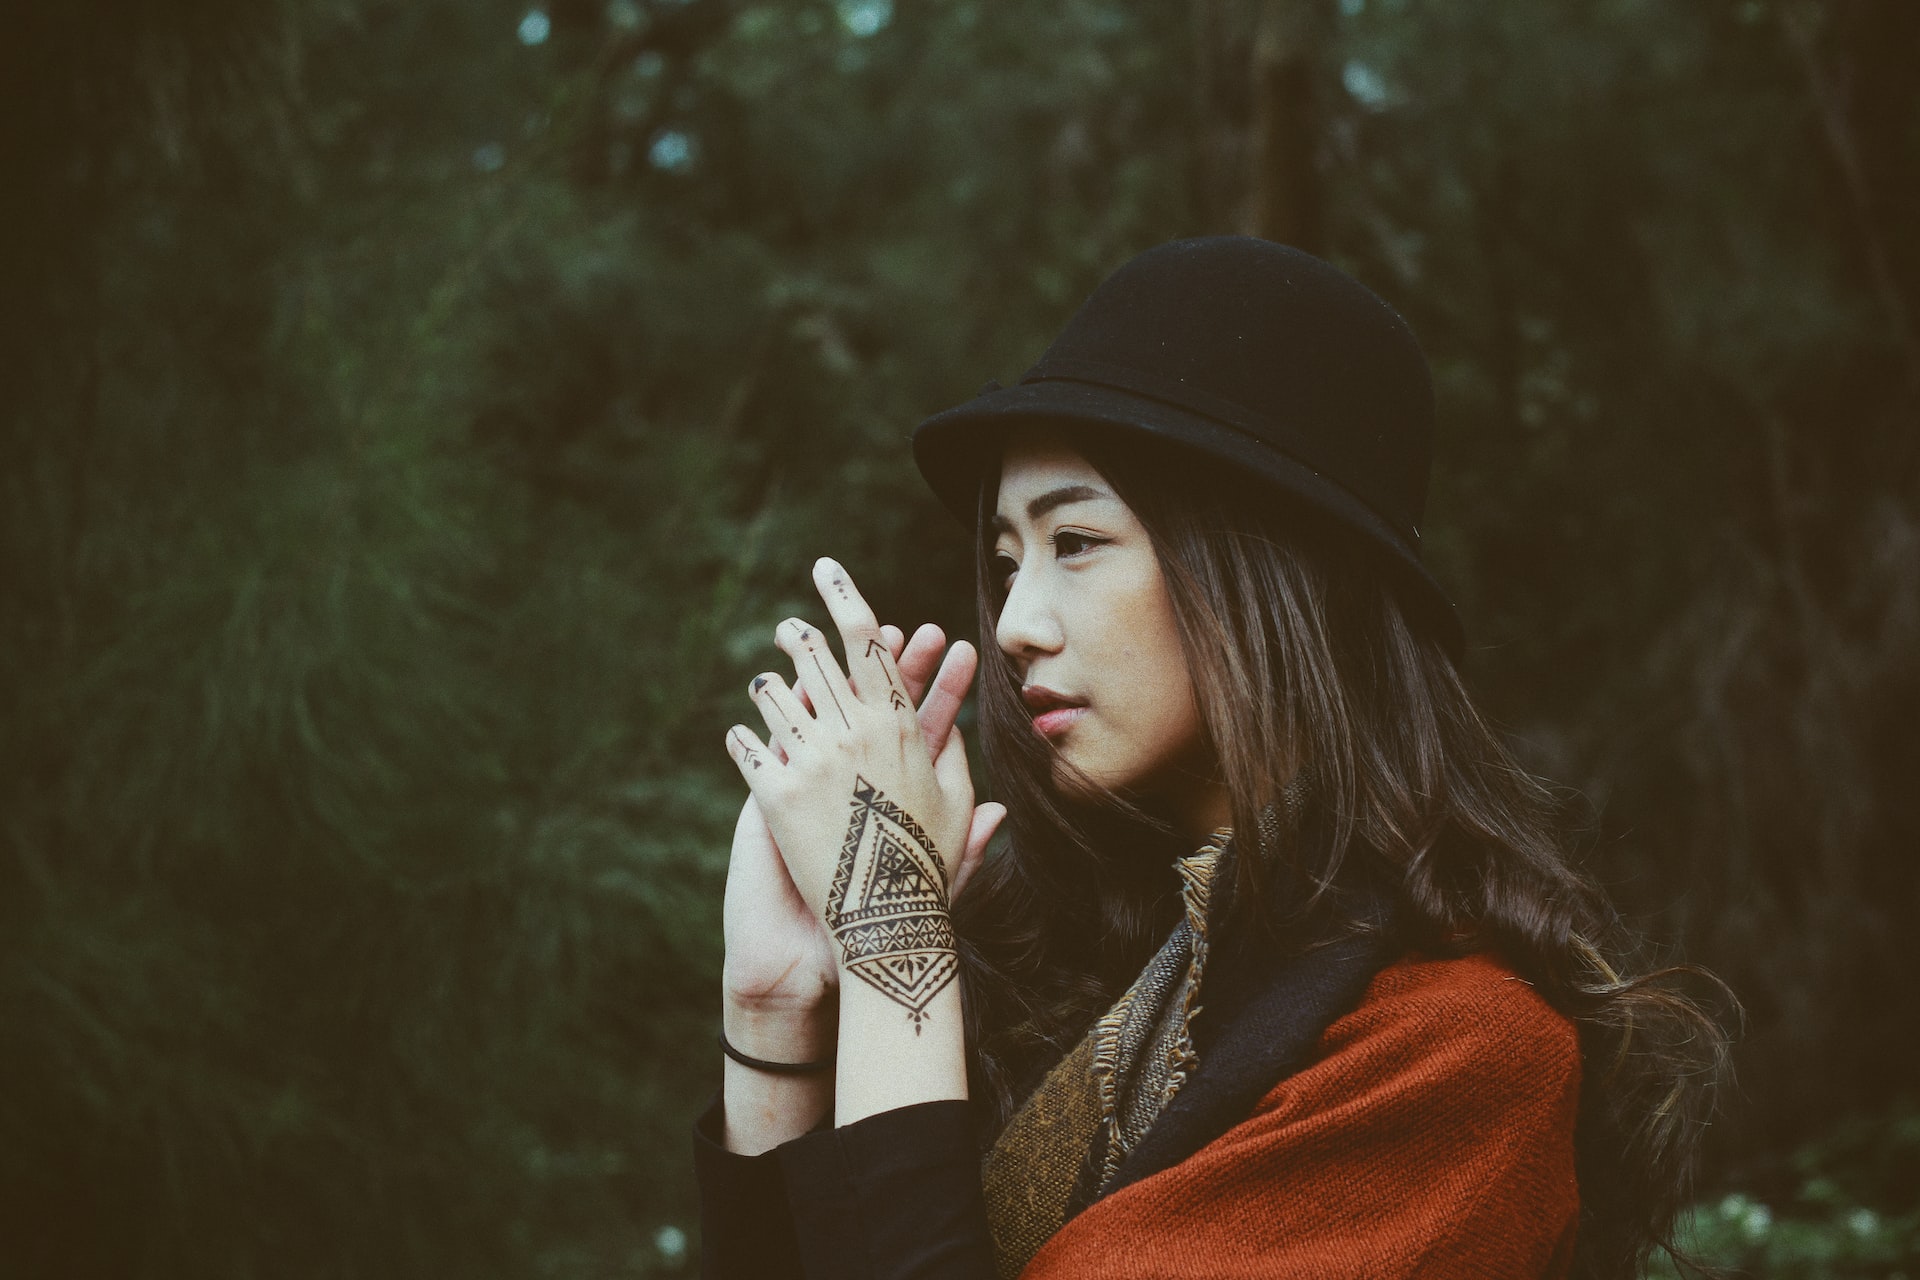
[776,1100,996,1280]
[693,1091,807,1280]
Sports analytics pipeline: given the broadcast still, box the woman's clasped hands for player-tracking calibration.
[723,558,1004,1039]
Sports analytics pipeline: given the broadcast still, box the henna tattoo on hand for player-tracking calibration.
[864,638,911,710]
[809,652,854,729]
[730,729,765,770]
[823,776,956,1032]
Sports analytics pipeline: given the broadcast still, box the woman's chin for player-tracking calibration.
[1046,751,1130,798]
[1042,749,1098,791]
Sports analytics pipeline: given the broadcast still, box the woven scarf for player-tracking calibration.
[979,792,1303,1279]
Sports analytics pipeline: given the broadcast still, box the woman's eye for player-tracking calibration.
[1050,530,1104,558]
[991,534,1102,594]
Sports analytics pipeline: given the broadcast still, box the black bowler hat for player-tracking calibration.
[912,235,1463,658]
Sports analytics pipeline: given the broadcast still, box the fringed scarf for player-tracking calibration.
[980,785,1338,1280]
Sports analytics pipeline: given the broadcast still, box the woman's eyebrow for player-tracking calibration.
[990,483,1111,534]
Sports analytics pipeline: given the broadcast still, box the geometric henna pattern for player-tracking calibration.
[824,775,956,1032]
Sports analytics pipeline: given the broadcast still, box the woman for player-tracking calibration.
[694,237,1727,1279]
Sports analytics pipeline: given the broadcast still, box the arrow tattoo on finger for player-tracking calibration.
[864,638,911,710]
[731,729,765,770]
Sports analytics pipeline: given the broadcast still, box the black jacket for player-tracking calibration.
[692,927,1393,1279]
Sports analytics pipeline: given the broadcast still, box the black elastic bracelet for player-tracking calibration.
[718,1029,834,1075]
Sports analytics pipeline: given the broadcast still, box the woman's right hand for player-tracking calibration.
[720,622,1005,1024]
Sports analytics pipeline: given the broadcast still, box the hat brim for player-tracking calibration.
[912,378,1464,659]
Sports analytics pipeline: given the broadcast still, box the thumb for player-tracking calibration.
[950,801,1007,903]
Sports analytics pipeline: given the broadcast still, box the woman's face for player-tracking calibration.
[991,425,1216,817]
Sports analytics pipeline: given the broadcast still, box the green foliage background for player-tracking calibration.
[1,0,1914,1274]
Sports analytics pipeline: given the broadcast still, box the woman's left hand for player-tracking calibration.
[725,559,977,994]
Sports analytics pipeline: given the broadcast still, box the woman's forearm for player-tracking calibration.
[833,960,968,1126]
[720,998,836,1155]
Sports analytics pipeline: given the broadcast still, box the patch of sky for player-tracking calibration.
[649,129,696,172]
[633,50,666,78]
[1341,60,1390,108]
[516,9,551,45]
[1339,0,1365,15]
[606,0,643,31]
[837,0,892,38]
[471,143,506,174]
[654,1226,688,1266]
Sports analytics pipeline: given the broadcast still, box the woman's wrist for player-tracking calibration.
[832,949,968,1126]
[721,993,837,1063]
[719,996,838,1156]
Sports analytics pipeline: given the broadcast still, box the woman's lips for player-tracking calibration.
[1031,705,1089,738]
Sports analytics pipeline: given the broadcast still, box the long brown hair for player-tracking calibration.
[952,424,1733,1280]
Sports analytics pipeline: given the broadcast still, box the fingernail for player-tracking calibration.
[751,675,768,692]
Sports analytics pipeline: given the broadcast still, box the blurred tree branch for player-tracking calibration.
[1778,0,1920,398]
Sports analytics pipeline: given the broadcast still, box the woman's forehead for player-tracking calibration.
[991,437,1130,539]
[996,425,1104,498]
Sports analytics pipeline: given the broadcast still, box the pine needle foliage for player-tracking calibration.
[2,0,1916,1274]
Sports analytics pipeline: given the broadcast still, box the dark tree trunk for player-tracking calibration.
[1246,0,1329,251]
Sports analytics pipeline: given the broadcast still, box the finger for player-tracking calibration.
[933,721,972,795]
[775,615,860,733]
[877,620,951,755]
[734,794,768,845]
[810,558,911,717]
[730,795,806,899]
[724,724,777,782]
[787,619,873,722]
[748,671,815,754]
[951,802,1006,902]
[916,640,978,752]
[896,623,946,704]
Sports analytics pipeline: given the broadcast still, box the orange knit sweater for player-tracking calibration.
[1017,952,1583,1279]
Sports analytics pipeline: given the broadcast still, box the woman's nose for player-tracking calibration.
[994,567,1065,660]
